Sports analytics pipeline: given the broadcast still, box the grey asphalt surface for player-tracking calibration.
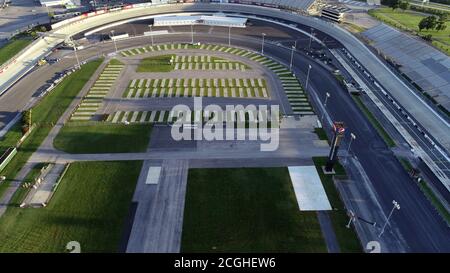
[288,48,450,251]
[317,211,340,253]
[0,17,449,252]
[28,128,329,164]
[334,48,450,197]
[0,0,49,40]
[136,159,188,253]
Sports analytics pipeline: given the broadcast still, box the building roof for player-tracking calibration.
[363,24,450,111]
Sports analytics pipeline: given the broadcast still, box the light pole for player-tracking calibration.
[289,45,295,71]
[69,36,80,69]
[110,30,118,53]
[308,27,314,50]
[305,64,312,91]
[261,33,266,55]
[148,25,154,46]
[320,92,330,122]
[378,200,400,238]
[190,24,194,44]
[345,133,356,163]
[228,26,231,46]
[346,210,355,229]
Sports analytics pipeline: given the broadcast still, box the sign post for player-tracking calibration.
[325,121,345,173]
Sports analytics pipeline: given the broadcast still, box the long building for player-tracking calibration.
[154,15,248,27]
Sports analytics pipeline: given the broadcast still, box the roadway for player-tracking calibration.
[0,15,449,251]
[0,0,50,40]
[1,3,448,156]
[333,48,450,200]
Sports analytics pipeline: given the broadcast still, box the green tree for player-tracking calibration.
[389,0,401,10]
[418,16,438,31]
[399,1,410,10]
[436,15,448,31]
[22,109,32,127]
[436,20,447,31]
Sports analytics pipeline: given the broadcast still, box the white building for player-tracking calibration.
[39,0,78,7]
[154,15,248,28]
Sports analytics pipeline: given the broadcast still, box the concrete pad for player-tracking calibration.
[146,166,162,185]
[288,166,332,211]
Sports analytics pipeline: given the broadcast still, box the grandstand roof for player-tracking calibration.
[363,24,450,111]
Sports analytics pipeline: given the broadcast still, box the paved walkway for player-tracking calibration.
[0,162,37,217]
[25,163,66,206]
[317,211,340,253]
[127,159,188,252]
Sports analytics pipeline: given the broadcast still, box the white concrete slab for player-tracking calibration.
[145,166,162,185]
[288,166,332,211]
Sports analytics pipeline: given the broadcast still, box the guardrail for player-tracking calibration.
[0,147,17,173]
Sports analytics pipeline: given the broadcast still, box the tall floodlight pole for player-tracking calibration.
[191,24,194,44]
[110,30,118,53]
[69,36,80,69]
[345,133,356,163]
[149,25,154,46]
[228,26,231,46]
[346,210,355,228]
[289,45,295,71]
[305,64,312,91]
[379,200,400,238]
[309,27,314,50]
[320,92,330,122]
[261,33,266,55]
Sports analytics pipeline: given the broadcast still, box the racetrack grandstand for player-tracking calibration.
[154,0,317,12]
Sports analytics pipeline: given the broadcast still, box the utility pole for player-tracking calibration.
[379,200,400,238]
[69,36,80,68]
[289,45,295,71]
[110,30,118,53]
[261,33,266,55]
[346,210,355,228]
[309,27,314,50]
[320,92,330,122]
[305,64,312,91]
[149,25,154,46]
[228,26,231,46]
[345,133,356,162]
[191,24,194,44]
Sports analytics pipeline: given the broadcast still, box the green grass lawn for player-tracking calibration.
[369,8,450,54]
[314,127,330,143]
[109,58,124,65]
[0,59,103,199]
[53,123,152,153]
[0,123,23,155]
[8,163,46,207]
[312,157,362,253]
[181,167,327,253]
[137,54,174,72]
[0,38,33,66]
[0,161,142,252]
